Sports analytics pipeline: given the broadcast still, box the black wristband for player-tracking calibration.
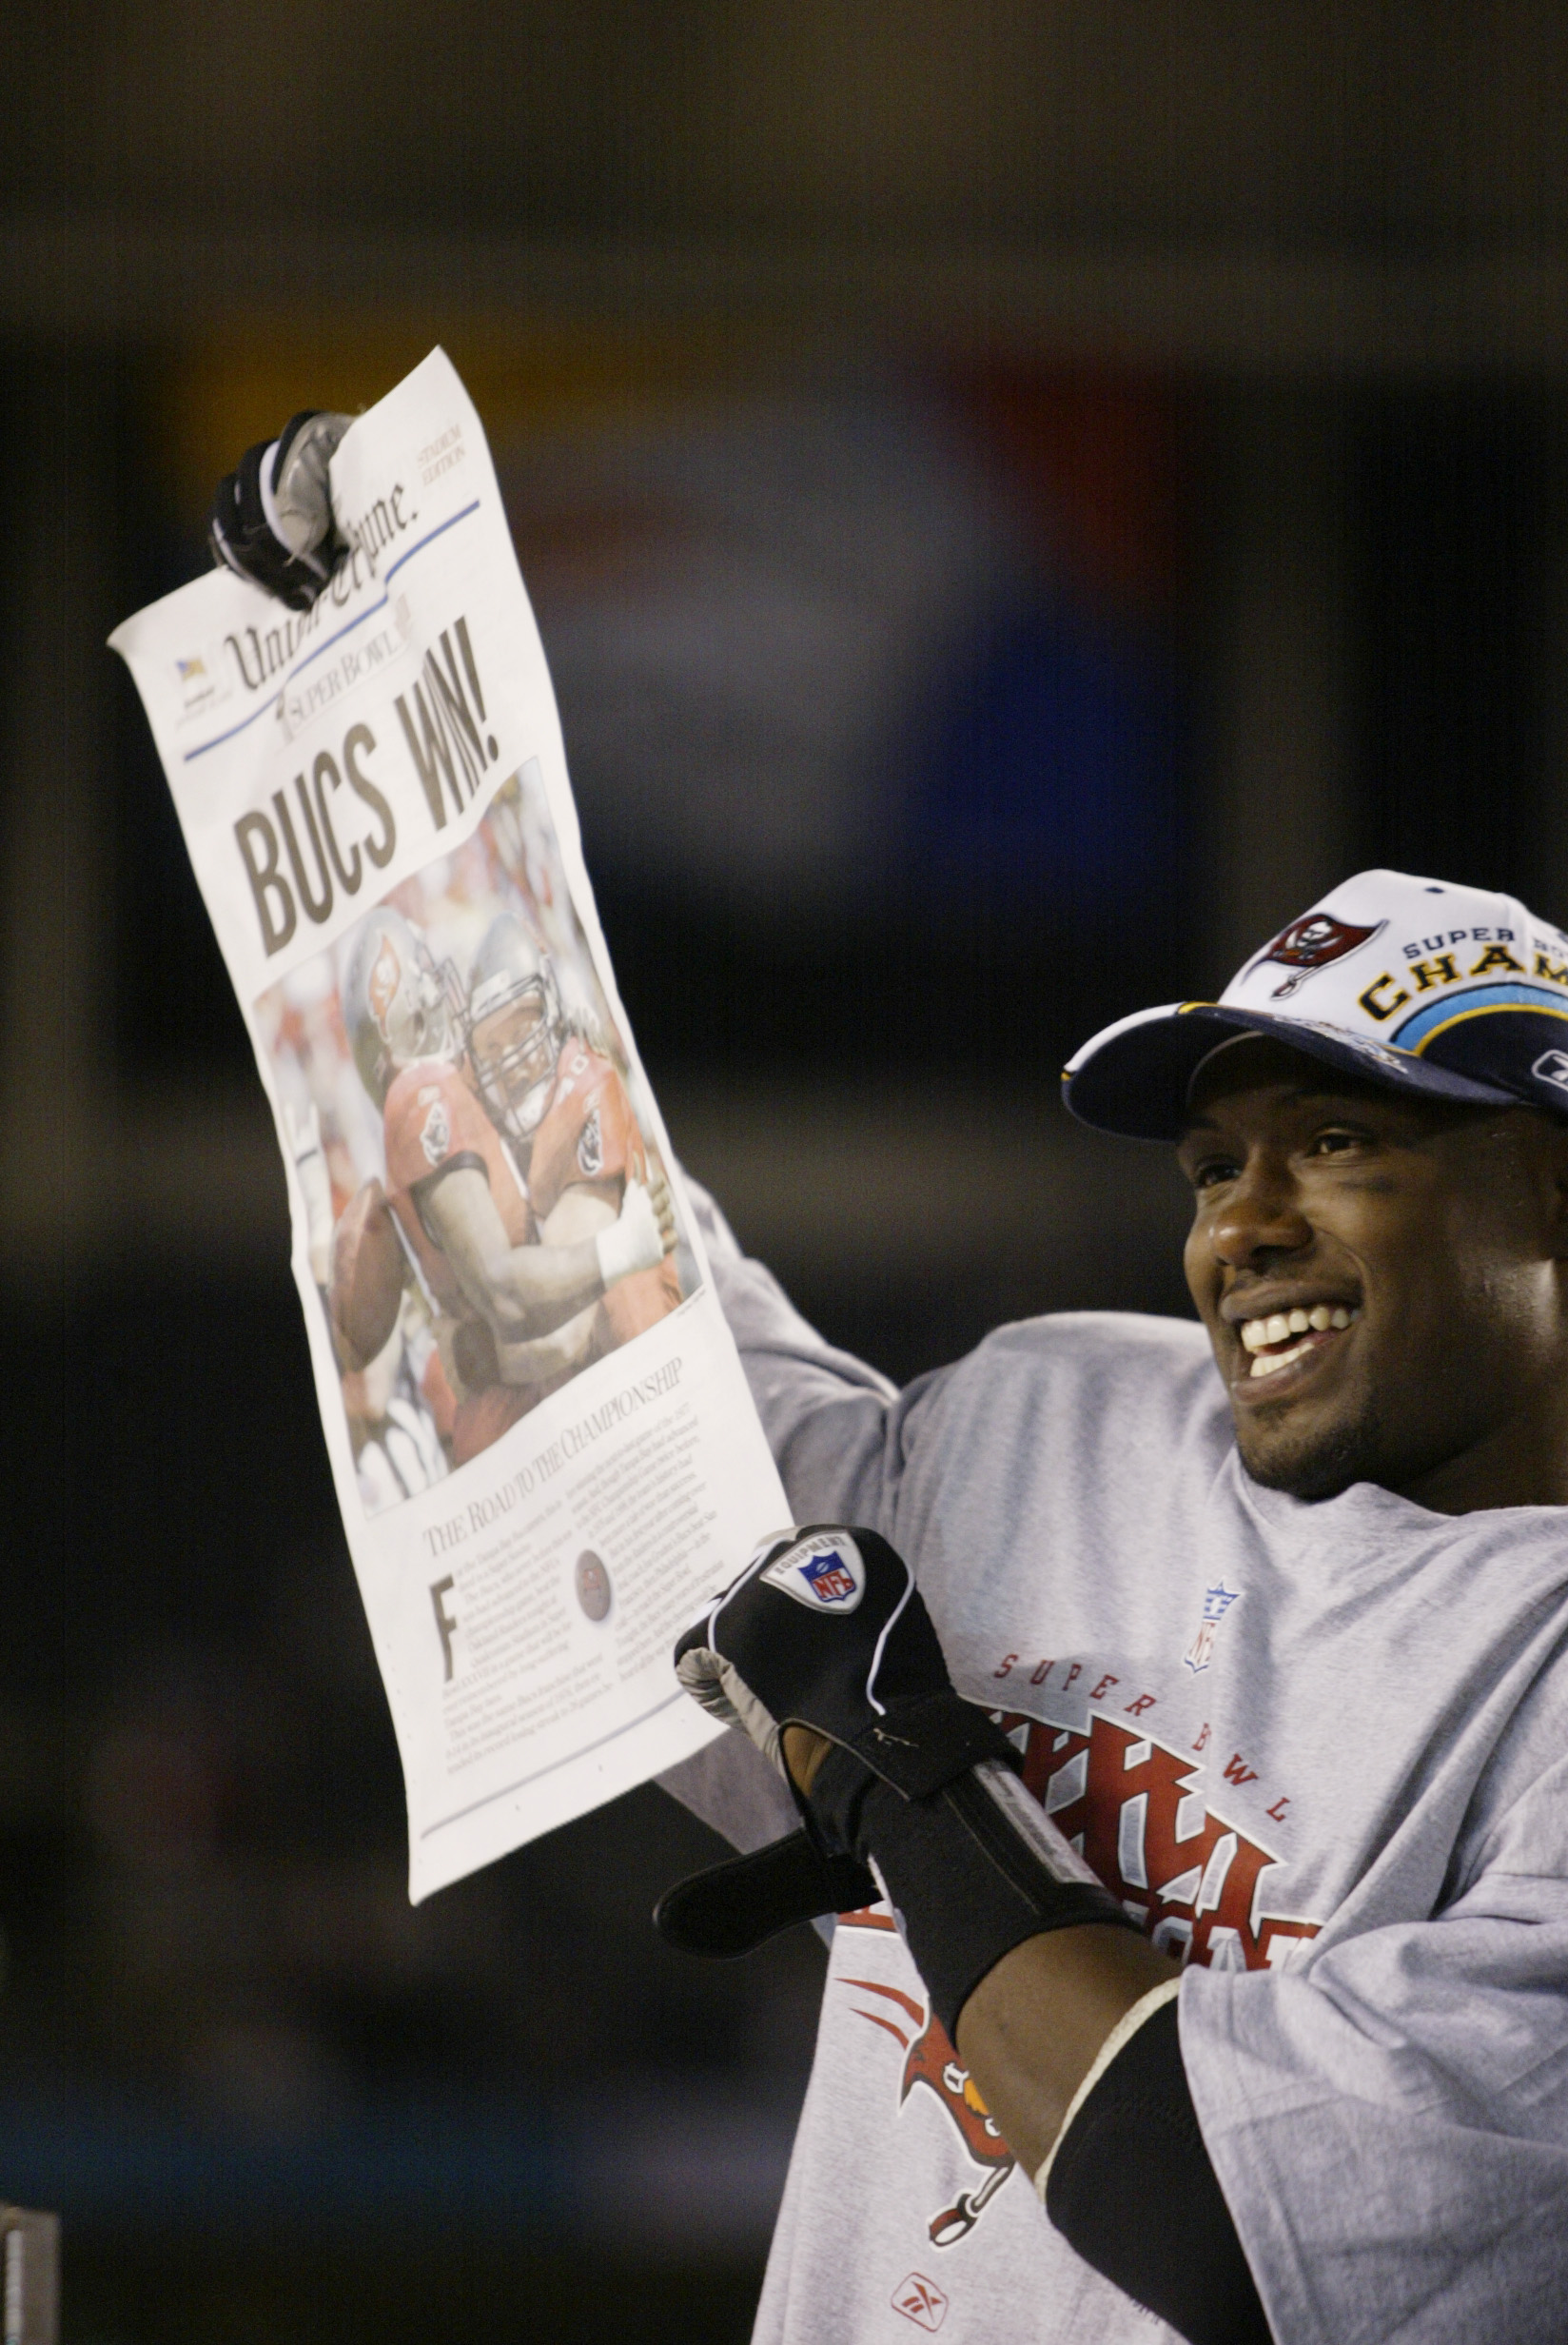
[811,1744,1141,2040]
[1046,1996,1270,2344]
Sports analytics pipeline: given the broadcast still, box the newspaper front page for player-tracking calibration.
[110,349,787,1900]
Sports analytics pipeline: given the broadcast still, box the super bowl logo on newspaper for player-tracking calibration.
[172,641,229,722]
[762,1530,867,1613]
[1248,911,1386,999]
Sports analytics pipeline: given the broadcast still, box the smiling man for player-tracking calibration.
[1181,1039,1568,1512]
[659,867,1568,2345]
[205,463,1568,2344]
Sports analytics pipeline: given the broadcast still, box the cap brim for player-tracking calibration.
[1063,1002,1519,1141]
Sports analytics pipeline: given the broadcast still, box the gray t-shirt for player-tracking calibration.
[665,1183,1568,2344]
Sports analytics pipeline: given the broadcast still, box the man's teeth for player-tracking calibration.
[1250,1340,1311,1378]
[1240,1304,1360,1376]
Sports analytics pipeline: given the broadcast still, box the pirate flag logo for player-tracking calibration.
[1248,911,1386,999]
[836,1959,1016,2245]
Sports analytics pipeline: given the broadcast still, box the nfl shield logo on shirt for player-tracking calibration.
[761,1530,867,1613]
[1184,1582,1241,1673]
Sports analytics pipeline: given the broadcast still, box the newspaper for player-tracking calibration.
[110,348,788,1900]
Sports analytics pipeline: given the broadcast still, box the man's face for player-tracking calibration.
[1177,1037,1568,1506]
[469,981,557,1136]
[472,991,548,1084]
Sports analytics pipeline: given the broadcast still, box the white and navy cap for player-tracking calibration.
[1064,869,1568,1141]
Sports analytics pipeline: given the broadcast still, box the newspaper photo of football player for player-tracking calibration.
[256,762,691,1514]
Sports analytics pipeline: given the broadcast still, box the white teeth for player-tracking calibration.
[1251,1341,1310,1378]
[1238,1304,1361,1357]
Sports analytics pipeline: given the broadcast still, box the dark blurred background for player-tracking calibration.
[6,6,1568,2337]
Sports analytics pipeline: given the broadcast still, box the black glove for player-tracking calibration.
[659,1527,1140,2034]
[672,1525,1011,1801]
[209,409,352,609]
[659,1525,1007,1960]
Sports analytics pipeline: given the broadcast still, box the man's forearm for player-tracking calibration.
[785,1720,1176,2167]
[488,1235,604,1332]
[424,1171,607,1336]
[954,1924,1178,2173]
[782,1718,1265,2343]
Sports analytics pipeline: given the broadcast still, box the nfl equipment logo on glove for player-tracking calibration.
[763,1532,866,1611]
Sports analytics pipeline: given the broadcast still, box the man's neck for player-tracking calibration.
[1391,1412,1568,1515]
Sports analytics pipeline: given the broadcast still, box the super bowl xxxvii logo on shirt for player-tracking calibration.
[1004,1709,1322,1973]
[832,1708,1323,2247]
[760,1530,866,1612]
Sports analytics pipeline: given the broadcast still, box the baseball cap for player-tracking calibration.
[1064,869,1568,1140]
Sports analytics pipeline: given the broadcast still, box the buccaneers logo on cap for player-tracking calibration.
[1250,912,1385,1000]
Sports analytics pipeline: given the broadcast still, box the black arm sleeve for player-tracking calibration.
[1044,1996,1272,2345]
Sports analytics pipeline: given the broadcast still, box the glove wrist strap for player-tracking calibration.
[812,1746,1142,2040]
[654,1831,874,1960]
[843,1690,1019,1799]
